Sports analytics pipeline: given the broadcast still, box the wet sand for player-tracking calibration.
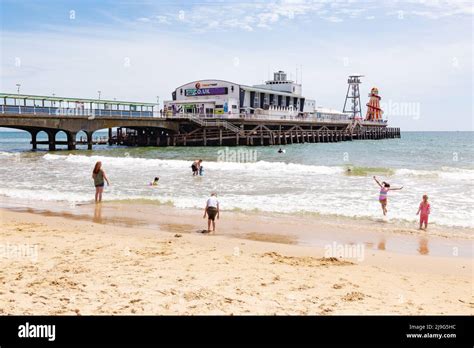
[3,200,472,257]
[0,203,472,315]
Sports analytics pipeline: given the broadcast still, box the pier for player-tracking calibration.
[0,93,400,151]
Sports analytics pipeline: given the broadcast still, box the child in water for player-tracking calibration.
[416,194,431,230]
[151,177,159,186]
[373,176,403,216]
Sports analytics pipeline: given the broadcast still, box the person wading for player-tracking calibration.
[92,161,110,203]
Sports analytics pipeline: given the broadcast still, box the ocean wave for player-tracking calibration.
[42,153,344,175]
[395,167,474,181]
[1,185,473,229]
[0,151,16,157]
[43,154,474,181]
[0,188,91,203]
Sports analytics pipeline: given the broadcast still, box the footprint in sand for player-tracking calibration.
[342,291,365,302]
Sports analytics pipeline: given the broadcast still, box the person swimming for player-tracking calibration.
[278,148,285,153]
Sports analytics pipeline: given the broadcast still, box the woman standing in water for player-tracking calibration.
[92,161,110,203]
[373,176,403,216]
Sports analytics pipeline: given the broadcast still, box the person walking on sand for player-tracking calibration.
[373,176,403,216]
[191,159,202,176]
[92,161,110,203]
[416,194,431,230]
[203,192,219,233]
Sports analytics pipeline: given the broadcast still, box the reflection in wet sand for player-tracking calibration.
[418,237,429,255]
[93,203,103,223]
[377,238,386,250]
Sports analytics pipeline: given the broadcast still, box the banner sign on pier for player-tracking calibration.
[185,87,228,97]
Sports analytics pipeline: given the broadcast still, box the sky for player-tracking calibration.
[0,0,472,131]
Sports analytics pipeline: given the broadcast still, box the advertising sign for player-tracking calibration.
[185,87,228,97]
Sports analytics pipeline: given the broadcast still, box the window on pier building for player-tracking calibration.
[260,93,265,109]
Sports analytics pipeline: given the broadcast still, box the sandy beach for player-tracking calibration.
[0,204,472,315]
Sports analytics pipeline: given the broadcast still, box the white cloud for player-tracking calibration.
[323,16,344,23]
[131,0,472,32]
[156,15,171,25]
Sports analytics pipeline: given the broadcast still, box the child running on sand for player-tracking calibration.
[416,194,431,230]
[373,176,403,216]
[203,193,219,233]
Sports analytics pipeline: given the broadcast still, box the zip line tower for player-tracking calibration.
[343,75,363,120]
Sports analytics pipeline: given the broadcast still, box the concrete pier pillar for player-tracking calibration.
[30,130,38,150]
[86,131,93,150]
[47,130,57,151]
[67,131,77,151]
[219,129,223,146]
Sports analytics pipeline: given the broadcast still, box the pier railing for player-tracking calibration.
[165,113,388,125]
[0,105,154,118]
[1,105,389,126]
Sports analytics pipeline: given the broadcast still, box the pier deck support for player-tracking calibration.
[67,131,76,151]
[47,130,57,151]
[30,130,38,150]
[86,131,93,150]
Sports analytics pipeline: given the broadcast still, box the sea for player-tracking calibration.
[0,130,473,229]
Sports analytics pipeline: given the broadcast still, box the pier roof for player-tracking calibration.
[0,93,156,106]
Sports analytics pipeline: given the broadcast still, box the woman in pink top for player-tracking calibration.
[416,194,431,230]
